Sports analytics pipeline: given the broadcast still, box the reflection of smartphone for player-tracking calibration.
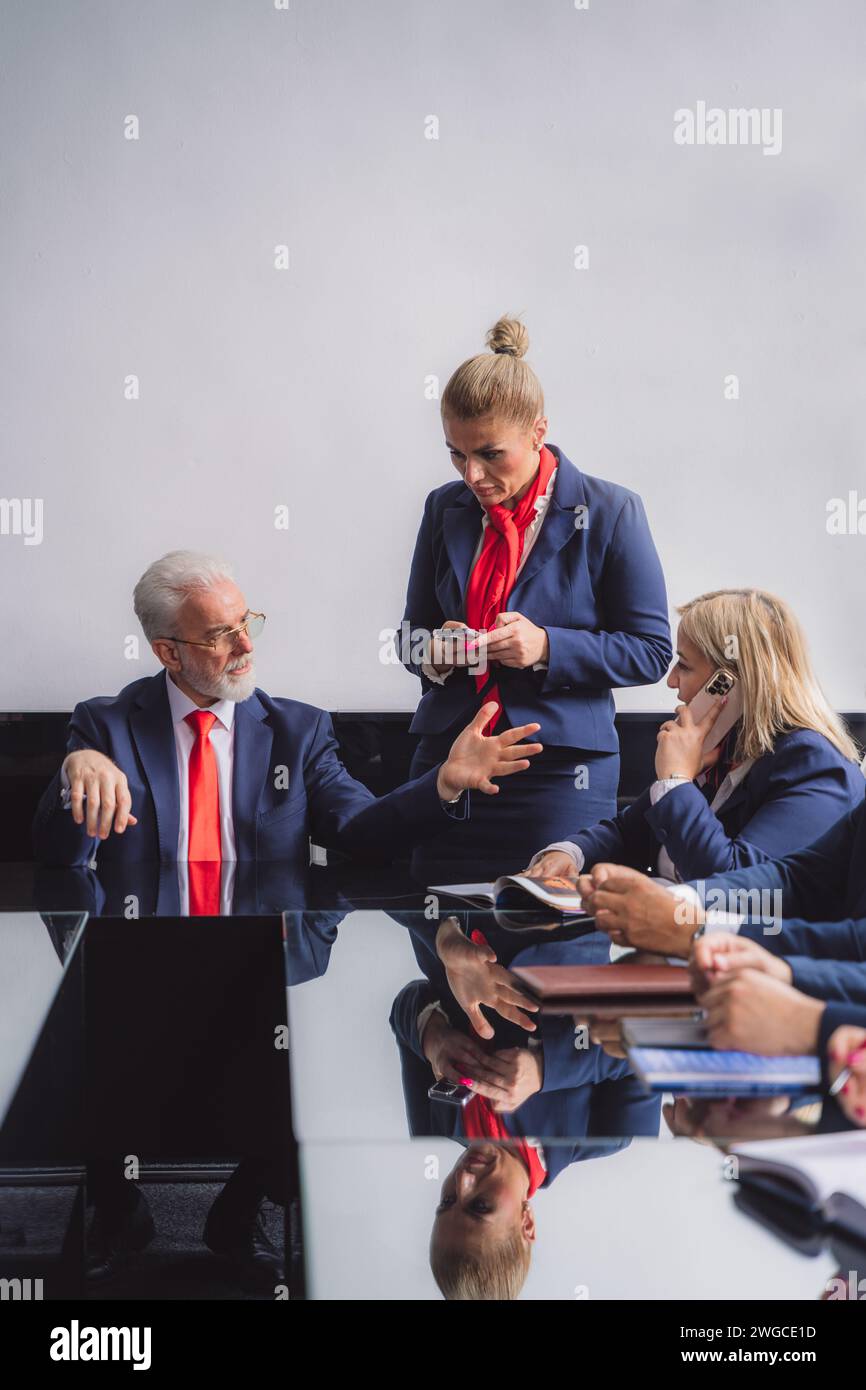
[686,669,743,753]
[428,1079,473,1107]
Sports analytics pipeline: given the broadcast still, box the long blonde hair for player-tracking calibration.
[441,315,544,427]
[677,589,861,764]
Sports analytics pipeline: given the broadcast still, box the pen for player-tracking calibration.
[829,1066,850,1097]
[828,1045,866,1096]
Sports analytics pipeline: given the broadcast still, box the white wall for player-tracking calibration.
[2,0,864,712]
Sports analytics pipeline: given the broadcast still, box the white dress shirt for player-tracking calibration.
[164,670,238,863]
[422,465,558,685]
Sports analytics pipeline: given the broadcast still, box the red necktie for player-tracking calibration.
[464,445,556,734]
[185,710,221,916]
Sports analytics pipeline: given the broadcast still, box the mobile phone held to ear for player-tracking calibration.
[686,668,743,754]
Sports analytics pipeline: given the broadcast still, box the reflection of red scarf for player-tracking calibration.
[460,926,546,1196]
[461,1097,547,1197]
[464,445,557,734]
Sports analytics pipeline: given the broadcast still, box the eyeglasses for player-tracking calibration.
[165,612,266,652]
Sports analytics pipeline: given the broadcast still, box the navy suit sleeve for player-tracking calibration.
[687,807,860,923]
[764,915,866,1004]
[587,1071,662,1138]
[540,1024,647,1092]
[539,1021,602,1091]
[32,701,106,865]
[400,489,446,686]
[645,739,863,881]
[566,790,658,872]
[542,493,671,692]
[389,979,436,1063]
[304,711,468,859]
[743,915,866,962]
[389,980,440,1136]
[818,1001,866,1059]
[789,956,866,1005]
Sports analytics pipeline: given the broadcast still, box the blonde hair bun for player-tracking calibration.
[485,316,530,360]
[441,315,543,425]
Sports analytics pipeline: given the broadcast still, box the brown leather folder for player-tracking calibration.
[513,963,696,1015]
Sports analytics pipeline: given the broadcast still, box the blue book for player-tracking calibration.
[628,1046,821,1096]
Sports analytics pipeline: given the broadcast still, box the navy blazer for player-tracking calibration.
[32,671,467,868]
[692,803,866,1065]
[390,979,660,1186]
[696,801,866,931]
[819,1003,866,1063]
[401,446,672,749]
[566,729,865,881]
[769,917,866,1008]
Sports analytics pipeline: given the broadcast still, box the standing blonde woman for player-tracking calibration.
[528,589,864,884]
[400,315,672,875]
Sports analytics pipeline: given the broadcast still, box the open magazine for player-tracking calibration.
[428,874,591,929]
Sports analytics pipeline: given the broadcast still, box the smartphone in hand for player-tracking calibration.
[687,668,743,753]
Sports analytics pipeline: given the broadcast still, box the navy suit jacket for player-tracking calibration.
[695,802,866,931]
[32,672,467,868]
[772,917,866,1008]
[401,446,671,749]
[567,729,865,881]
[692,802,866,1048]
[390,979,660,1185]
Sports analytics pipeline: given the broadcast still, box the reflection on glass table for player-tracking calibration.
[0,910,87,1298]
[283,908,864,1298]
[284,909,853,1147]
[299,1137,843,1301]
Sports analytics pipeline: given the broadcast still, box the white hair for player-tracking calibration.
[133,550,235,641]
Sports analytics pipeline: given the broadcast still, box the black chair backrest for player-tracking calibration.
[3,709,864,864]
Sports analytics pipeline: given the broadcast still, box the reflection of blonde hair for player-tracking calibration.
[677,589,861,764]
[430,1229,531,1300]
[441,315,544,428]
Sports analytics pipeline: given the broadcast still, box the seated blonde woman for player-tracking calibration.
[527,589,864,885]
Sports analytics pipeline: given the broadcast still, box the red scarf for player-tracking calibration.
[461,1099,547,1197]
[464,446,556,734]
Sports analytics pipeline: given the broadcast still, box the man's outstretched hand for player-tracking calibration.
[435,918,539,1038]
[437,702,542,800]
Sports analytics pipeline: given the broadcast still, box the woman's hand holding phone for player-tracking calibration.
[482,611,549,668]
[429,620,487,675]
[655,697,726,781]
